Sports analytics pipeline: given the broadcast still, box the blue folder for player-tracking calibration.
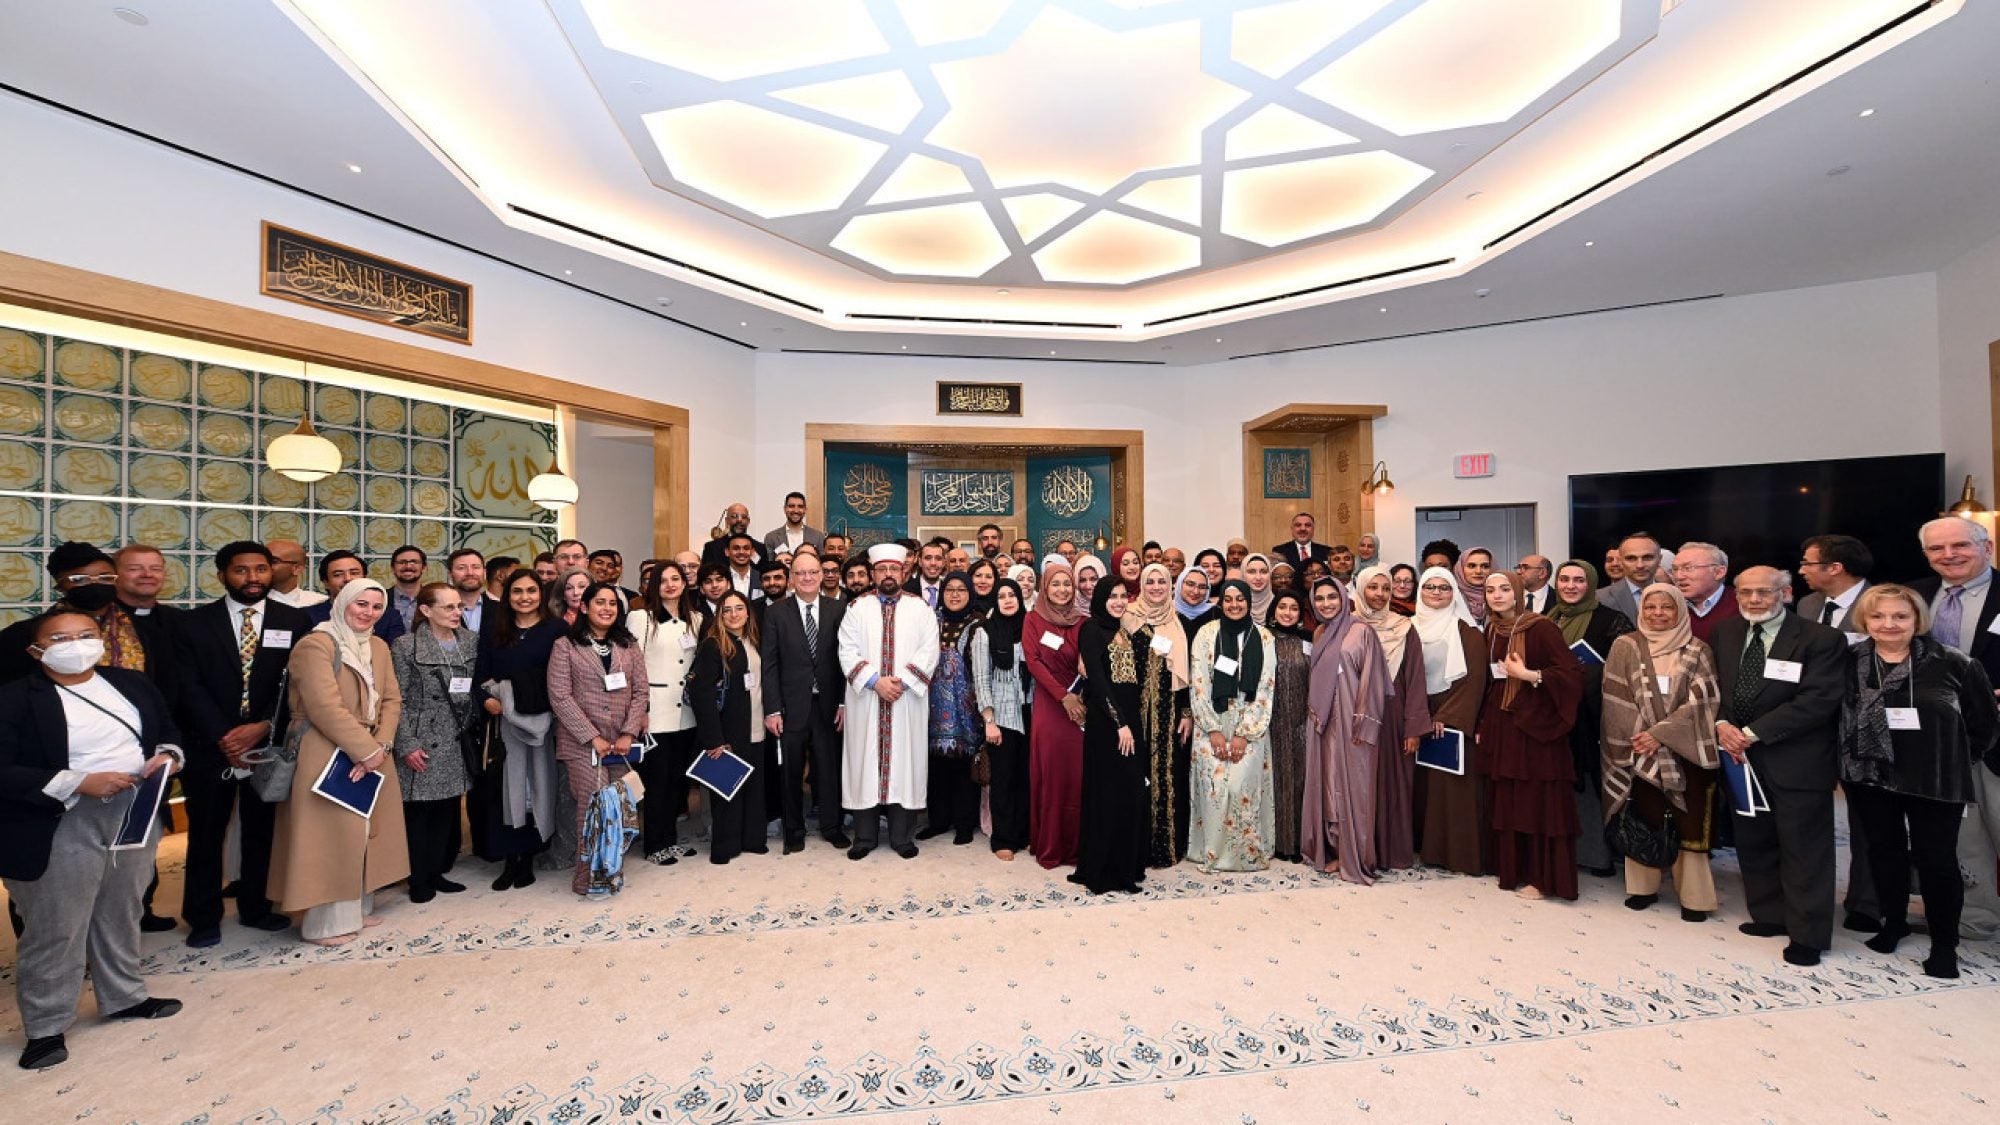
[686,747,754,801]
[1719,753,1770,817]
[1415,727,1466,775]
[1569,640,1604,667]
[312,748,385,818]
[112,759,173,851]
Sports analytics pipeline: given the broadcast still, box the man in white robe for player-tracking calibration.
[837,543,940,859]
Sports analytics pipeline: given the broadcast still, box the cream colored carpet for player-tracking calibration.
[3,823,1996,1123]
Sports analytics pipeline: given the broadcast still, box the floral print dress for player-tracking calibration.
[1189,620,1278,873]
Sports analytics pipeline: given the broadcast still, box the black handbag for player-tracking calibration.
[1605,801,1678,869]
[462,711,500,779]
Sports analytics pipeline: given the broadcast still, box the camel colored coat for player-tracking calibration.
[268,630,408,913]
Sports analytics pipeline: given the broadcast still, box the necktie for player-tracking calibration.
[926,585,937,608]
[804,602,819,695]
[1819,600,1837,625]
[1934,585,1966,650]
[238,606,259,714]
[1730,622,1765,725]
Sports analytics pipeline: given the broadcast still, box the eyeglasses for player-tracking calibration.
[1420,583,1453,593]
[1671,562,1723,574]
[40,630,102,644]
[1796,560,1831,569]
[57,573,117,586]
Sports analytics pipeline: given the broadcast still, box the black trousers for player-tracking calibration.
[1847,783,1965,950]
[853,804,916,850]
[1839,783,1880,919]
[989,727,1030,852]
[403,797,460,893]
[710,743,770,864]
[636,728,697,854]
[926,755,981,838]
[178,761,277,929]
[1733,779,1835,949]
[778,698,843,842]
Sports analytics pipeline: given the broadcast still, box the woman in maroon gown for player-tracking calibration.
[1477,571,1584,900]
[1023,556,1086,870]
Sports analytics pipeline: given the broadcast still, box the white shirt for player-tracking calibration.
[43,675,145,807]
[730,567,754,596]
[269,586,327,608]
[783,525,805,552]
[1821,580,1868,629]
[1523,584,1551,614]
[225,594,265,640]
[1689,585,1728,617]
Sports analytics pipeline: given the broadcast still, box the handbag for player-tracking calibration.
[969,744,992,787]
[462,711,500,779]
[1604,800,1678,869]
[247,665,299,803]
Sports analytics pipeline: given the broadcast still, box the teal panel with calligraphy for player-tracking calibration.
[1263,448,1312,500]
[919,469,1013,517]
[1026,455,1111,557]
[825,449,908,550]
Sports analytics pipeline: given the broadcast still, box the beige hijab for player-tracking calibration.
[1353,564,1414,670]
[1636,582,1694,694]
[314,578,385,722]
[1123,561,1190,689]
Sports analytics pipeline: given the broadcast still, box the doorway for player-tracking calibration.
[1415,503,1537,567]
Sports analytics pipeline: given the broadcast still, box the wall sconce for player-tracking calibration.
[1947,474,1986,516]
[1093,524,1109,553]
[266,416,342,482]
[1360,461,1395,496]
[526,458,580,511]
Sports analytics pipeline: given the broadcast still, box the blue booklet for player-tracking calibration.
[312,748,385,818]
[111,758,174,851]
[685,747,754,801]
[1415,727,1466,776]
[1719,753,1770,817]
[1569,640,1604,667]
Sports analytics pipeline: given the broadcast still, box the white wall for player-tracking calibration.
[0,95,754,549]
[572,419,655,571]
[1938,227,2000,487]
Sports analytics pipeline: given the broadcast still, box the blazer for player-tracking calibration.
[1795,580,1870,634]
[1270,541,1331,570]
[0,668,180,879]
[701,538,763,570]
[1597,580,1647,625]
[762,524,827,556]
[1710,611,1849,791]
[1905,571,2000,685]
[761,594,847,729]
[546,636,649,762]
[173,597,314,766]
[690,635,760,754]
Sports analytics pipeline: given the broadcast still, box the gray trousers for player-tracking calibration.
[4,790,154,1039]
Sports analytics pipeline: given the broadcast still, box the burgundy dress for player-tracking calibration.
[1372,638,1432,871]
[1024,613,1084,869]
[1478,616,1584,900]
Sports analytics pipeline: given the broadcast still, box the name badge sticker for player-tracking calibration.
[1763,658,1802,683]
[1214,654,1240,676]
[1885,707,1921,731]
[1039,631,1064,651]
[262,629,292,649]
[680,632,697,651]
[1490,662,1507,680]
[1302,642,1313,657]
[1986,615,2000,637]
[744,671,757,690]
[603,671,628,691]
[1150,633,1172,656]
[448,676,472,695]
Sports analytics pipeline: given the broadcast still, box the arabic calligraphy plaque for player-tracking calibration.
[260,222,472,344]
[920,469,1014,516]
[1263,448,1312,500]
[936,382,1022,417]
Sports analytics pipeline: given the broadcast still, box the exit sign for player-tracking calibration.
[1454,453,1496,479]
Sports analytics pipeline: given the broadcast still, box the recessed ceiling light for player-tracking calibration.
[1378,306,1388,313]
[996,288,1011,295]
[1474,287,1491,298]
[1583,240,1595,247]
[900,345,907,350]
[1214,337,1222,343]
[740,321,748,327]
[1826,164,1851,176]
[1858,108,1875,118]
[112,7,148,26]
[345,163,362,174]
[563,269,573,276]
[1048,350,1056,356]
[655,297,673,307]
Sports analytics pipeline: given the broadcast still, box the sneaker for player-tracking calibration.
[648,849,679,866]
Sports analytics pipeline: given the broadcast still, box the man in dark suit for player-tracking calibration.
[1712,564,1849,966]
[903,541,947,608]
[1907,516,2000,940]
[701,503,759,569]
[1270,512,1331,572]
[1794,532,1877,930]
[762,551,850,853]
[172,541,312,948]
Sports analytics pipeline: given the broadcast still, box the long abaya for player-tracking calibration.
[1073,613,1150,893]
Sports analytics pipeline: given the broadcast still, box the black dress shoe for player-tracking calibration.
[492,868,518,891]
[1782,943,1821,967]
[953,831,976,846]
[140,913,178,933]
[240,914,291,933]
[432,877,467,894]
[847,844,874,861]
[1923,949,1960,979]
[783,838,805,855]
[108,997,182,1020]
[410,886,437,904]
[1585,865,1618,878]
[1624,894,1658,911]
[915,824,950,841]
[824,829,852,848]
[1738,921,1786,938]
[894,842,920,859]
[1865,923,1912,955]
[1680,908,1708,923]
[186,926,221,949]
[18,1035,66,1070]
[1843,912,1884,934]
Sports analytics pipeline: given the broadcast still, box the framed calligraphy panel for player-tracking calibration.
[260,222,473,344]
[936,382,1022,417]
[919,469,1014,516]
[1263,448,1312,499]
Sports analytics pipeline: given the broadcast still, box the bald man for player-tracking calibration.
[263,540,325,608]
[1516,554,1554,614]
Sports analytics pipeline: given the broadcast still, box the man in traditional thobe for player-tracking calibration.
[837,543,940,860]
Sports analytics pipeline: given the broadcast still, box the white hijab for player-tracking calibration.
[1411,565,1472,694]
[314,578,385,722]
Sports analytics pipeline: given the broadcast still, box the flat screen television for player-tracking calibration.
[1568,453,1946,590]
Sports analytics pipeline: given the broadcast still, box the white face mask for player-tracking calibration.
[37,638,105,675]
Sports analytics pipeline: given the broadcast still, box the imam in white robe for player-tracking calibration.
[837,592,941,810]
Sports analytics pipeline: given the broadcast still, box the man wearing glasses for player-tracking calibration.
[1672,541,1738,644]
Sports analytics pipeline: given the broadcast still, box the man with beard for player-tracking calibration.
[904,541,947,608]
[702,504,758,569]
[389,545,428,631]
[842,557,872,601]
[303,551,405,642]
[1328,543,1358,586]
[172,541,311,947]
[589,548,640,607]
[1011,538,1037,567]
[976,524,1004,561]
[838,544,940,860]
[763,491,825,557]
[758,558,791,603]
[532,552,558,585]
[446,548,496,634]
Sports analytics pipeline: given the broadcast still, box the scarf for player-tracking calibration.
[1635,582,1694,693]
[1484,571,1548,712]
[1072,553,1105,595]
[314,578,384,723]
[69,599,147,672]
[1243,553,1274,621]
[1412,565,1471,694]
[1174,568,1210,621]
[1844,637,1923,787]
[982,578,1025,671]
[1006,563,1037,610]
[1209,578,1265,709]
[1108,546,1141,597]
[1126,562,1190,689]
[1353,565,1414,670]
[1306,577,1359,722]
[1388,565,1417,617]
[1268,591,1315,641]
[1545,559,1601,645]
[936,573,982,649]
[1454,556,1488,623]
[483,678,555,838]
[1034,555,1080,628]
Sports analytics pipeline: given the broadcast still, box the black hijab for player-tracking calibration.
[982,578,1025,671]
[1266,590,1314,641]
[936,572,982,649]
[1210,578,1265,709]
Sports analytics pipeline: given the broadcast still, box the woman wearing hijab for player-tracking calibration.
[1129,562,1193,866]
[971,578,1031,859]
[1269,561,1297,598]
[1189,579,1278,872]
[1006,563,1038,612]
[1601,584,1722,921]
[1176,567,1217,639]
[1242,554,1276,623]
[1025,556,1087,869]
[920,573,986,844]
[1545,559,1635,878]
[1389,565,1419,617]
[1266,590,1316,863]
[1071,578,1151,894]
[1072,554,1106,610]
[1479,571,1585,900]
[1354,565,1432,871]
[1302,577,1391,881]
[270,578,406,946]
[1109,546,1143,598]
[390,582,478,904]
[1411,566,1491,875]
[1454,554,1489,625]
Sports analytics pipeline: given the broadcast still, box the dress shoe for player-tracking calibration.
[140,912,178,933]
[847,844,874,861]
[410,886,437,904]
[1923,949,1960,979]
[823,830,852,849]
[108,997,182,1020]
[953,831,976,846]
[1585,865,1618,878]
[491,867,518,891]
[220,880,240,899]
[915,824,950,841]
[432,877,466,894]
[784,837,805,855]
[512,865,536,889]
[894,842,920,859]
[1865,923,1912,955]
[1782,943,1821,967]
[185,926,221,949]
[1624,894,1658,911]
[18,1035,66,1070]
[1737,921,1786,938]
[240,914,291,933]
[1680,908,1708,923]
[645,849,677,867]
[1843,911,1884,934]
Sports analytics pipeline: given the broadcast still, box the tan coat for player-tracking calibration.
[268,630,408,913]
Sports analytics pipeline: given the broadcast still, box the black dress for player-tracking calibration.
[688,635,770,865]
[1071,619,1150,894]
[471,619,566,860]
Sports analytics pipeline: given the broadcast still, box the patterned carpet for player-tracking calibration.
[3,828,1996,1124]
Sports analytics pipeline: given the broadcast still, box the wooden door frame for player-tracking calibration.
[1242,402,1388,550]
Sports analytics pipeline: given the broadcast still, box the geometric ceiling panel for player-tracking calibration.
[832,202,1012,278]
[1003,193,1087,244]
[641,103,886,219]
[1221,151,1433,246]
[871,155,975,206]
[894,0,1013,47]
[1225,103,1357,162]
[1122,175,1203,227]
[1034,210,1203,285]
[771,71,926,135]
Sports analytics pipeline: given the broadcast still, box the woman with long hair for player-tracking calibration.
[687,590,769,866]
[474,568,564,890]
[554,568,591,626]
[630,559,706,864]
[547,582,648,895]
[1388,564,1419,617]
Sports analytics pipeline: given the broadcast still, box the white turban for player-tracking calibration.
[867,543,909,566]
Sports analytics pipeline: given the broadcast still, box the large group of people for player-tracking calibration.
[5,499,1999,1073]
